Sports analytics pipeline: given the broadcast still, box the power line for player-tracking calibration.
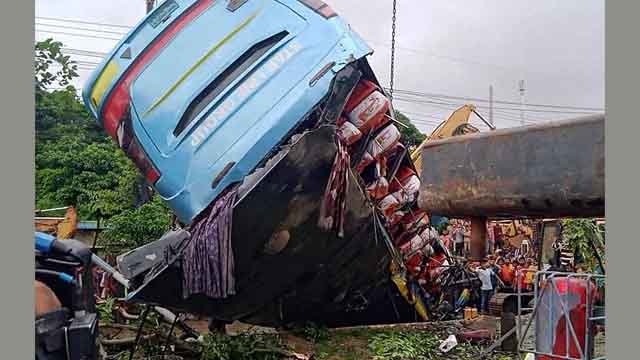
[35,14,492,78]
[394,94,599,115]
[366,39,525,75]
[397,110,448,120]
[367,38,600,86]
[393,97,468,115]
[43,63,577,124]
[393,96,459,107]
[36,16,133,30]
[36,22,128,36]
[36,29,121,41]
[49,62,96,72]
[35,16,587,86]
[486,107,552,122]
[395,97,543,125]
[36,18,603,112]
[413,117,447,125]
[63,48,109,58]
[474,104,598,115]
[35,25,604,113]
[386,87,604,112]
[35,20,597,91]
[38,46,601,121]
[46,86,84,92]
[404,106,539,126]
[490,110,542,124]
[412,121,446,127]
[43,56,575,121]
[75,60,102,66]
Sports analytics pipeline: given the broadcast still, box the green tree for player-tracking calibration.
[35,38,78,92]
[35,138,138,218]
[35,85,105,145]
[100,195,172,254]
[394,110,427,150]
[35,38,171,252]
[561,218,605,271]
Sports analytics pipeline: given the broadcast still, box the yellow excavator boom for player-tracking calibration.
[411,104,479,175]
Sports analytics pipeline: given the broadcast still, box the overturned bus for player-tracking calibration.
[83,0,452,326]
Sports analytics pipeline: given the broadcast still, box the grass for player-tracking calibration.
[200,333,286,360]
[314,328,518,360]
[315,329,370,360]
[290,322,331,343]
[96,296,115,325]
[103,318,519,360]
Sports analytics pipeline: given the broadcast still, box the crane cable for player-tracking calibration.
[389,0,398,103]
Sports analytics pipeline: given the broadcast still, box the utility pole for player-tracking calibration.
[489,85,494,127]
[518,80,526,126]
[146,0,155,14]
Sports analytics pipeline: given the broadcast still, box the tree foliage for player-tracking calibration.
[394,110,427,150]
[561,218,605,271]
[35,38,78,92]
[35,39,171,252]
[100,195,172,254]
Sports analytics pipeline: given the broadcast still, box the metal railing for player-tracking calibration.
[515,268,536,344]
[516,271,606,360]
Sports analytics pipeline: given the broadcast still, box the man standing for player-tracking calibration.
[476,260,495,314]
[515,257,528,292]
[453,224,465,257]
[441,226,453,253]
[524,260,537,292]
[493,223,503,251]
[486,223,495,255]
[463,223,471,255]
[500,258,515,290]
[489,256,503,294]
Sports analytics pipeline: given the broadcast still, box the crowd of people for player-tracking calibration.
[401,217,597,317]
[468,255,539,313]
[433,218,544,314]
[439,219,519,258]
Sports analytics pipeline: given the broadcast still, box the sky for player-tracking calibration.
[35,0,605,133]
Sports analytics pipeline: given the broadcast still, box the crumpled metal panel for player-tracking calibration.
[418,115,605,219]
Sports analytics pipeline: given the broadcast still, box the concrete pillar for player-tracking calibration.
[470,217,487,261]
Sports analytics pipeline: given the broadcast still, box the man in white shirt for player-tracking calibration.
[475,260,495,314]
[453,225,465,256]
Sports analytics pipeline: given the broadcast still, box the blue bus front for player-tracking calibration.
[83,0,371,224]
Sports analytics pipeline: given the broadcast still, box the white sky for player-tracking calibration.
[35,0,605,133]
